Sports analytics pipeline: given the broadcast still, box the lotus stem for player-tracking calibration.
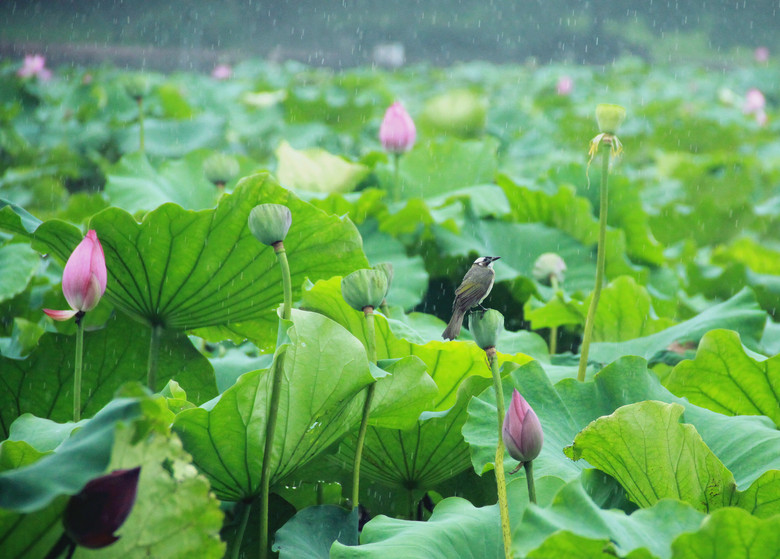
[73,312,85,422]
[524,461,537,504]
[352,307,377,509]
[487,347,512,559]
[549,275,559,355]
[147,324,162,391]
[259,242,293,559]
[577,147,610,382]
[392,152,401,202]
[230,501,252,559]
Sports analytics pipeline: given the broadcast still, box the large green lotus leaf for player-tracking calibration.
[300,277,532,412]
[464,357,780,491]
[565,401,736,511]
[0,497,67,559]
[369,357,438,430]
[7,415,82,453]
[588,288,766,365]
[172,309,375,501]
[275,140,371,193]
[116,113,225,157]
[0,398,141,513]
[70,422,225,558]
[273,505,359,559]
[103,151,220,213]
[330,477,702,559]
[0,199,44,235]
[0,243,39,304]
[376,137,498,199]
[24,174,368,347]
[665,329,780,426]
[670,507,780,559]
[0,313,216,437]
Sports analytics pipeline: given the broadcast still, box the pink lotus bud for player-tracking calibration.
[17,54,52,81]
[755,110,768,127]
[44,230,107,321]
[556,76,574,96]
[211,64,232,80]
[743,88,766,114]
[379,101,416,153]
[63,467,141,549]
[502,389,543,464]
[754,46,770,63]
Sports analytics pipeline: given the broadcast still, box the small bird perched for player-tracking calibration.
[442,256,500,340]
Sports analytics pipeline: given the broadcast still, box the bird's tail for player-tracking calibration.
[442,309,465,340]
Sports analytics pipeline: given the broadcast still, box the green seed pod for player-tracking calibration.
[373,262,394,291]
[123,74,151,100]
[248,204,292,246]
[532,252,567,285]
[341,269,389,311]
[470,309,504,350]
[595,103,626,134]
[203,153,240,185]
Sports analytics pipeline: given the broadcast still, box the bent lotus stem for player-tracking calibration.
[352,306,378,509]
[259,241,293,559]
[577,146,610,382]
[73,312,86,422]
[487,347,512,559]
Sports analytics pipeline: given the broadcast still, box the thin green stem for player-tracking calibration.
[147,324,162,391]
[524,460,537,504]
[137,97,145,153]
[230,501,252,559]
[488,349,511,559]
[352,307,377,509]
[549,275,559,356]
[259,243,293,559]
[577,147,610,382]
[73,313,85,422]
[392,152,401,202]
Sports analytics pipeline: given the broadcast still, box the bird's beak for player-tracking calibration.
[488,256,501,263]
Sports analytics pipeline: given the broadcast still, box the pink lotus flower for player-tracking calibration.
[17,54,52,81]
[502,389,543,464]
[44,230,107,321]
[211,64,232,80]
[556,76,574,96]
[744,88,766,114]
[63,467,141,549]
[754,46,770,63]
[379,101,416,153]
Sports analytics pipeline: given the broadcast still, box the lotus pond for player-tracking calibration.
[0,53,779,559]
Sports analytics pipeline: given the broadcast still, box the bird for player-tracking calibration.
[442,256,500,340]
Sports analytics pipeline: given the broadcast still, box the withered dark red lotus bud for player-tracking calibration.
[63,467,141,549]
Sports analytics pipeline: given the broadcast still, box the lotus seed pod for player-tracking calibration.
[470,309,504,350]
[123,74,151,100]
[595,104,626,135]
[248,204,292,246]
[532,253,567,285]
[374,262,394,290]
[203,153,240,185]
[502,389,543,464]
[341,269,389,311]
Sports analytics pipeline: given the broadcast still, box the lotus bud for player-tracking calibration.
[341,269,389,312]
[63,467,141,549]
[248,204,292,247]
[123,74,150,101]
[470,309,504,350]
[595,104,626,135]
[44,230,107,322]
[556,76,574,96]
[502,389,543,464]
[203,153,240,186]
[379,101,416,153]
[532,253,567,285]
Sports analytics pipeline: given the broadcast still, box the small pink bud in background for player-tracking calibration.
[754,46,770,63]
[755,110,768,127]
[743,88,766,114]
[556,76,574,96]
[379,101,416,153]
[44,230,107,321]
[502,389,543,464]
[211,64,232,80]
[63,467,141,549]
[17,54,52,81]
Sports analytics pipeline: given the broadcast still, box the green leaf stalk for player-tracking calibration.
[352,306,377,510]
[73,312,85,422]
